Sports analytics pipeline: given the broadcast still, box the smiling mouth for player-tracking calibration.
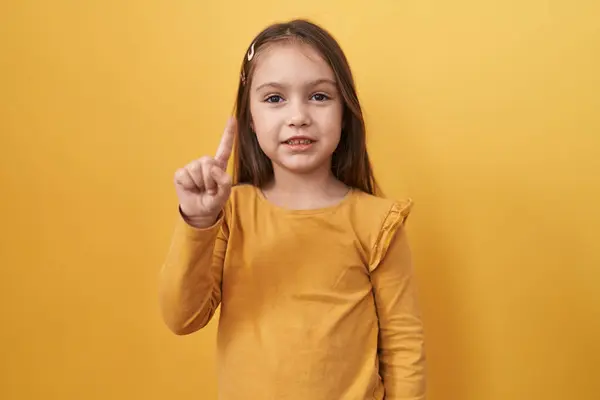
[284,139,315,145]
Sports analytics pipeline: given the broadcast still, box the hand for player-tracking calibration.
[174,117,236,228]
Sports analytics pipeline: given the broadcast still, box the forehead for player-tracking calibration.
[251,42,336,86]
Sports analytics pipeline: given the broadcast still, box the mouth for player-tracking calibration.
[282,136,316,146]
[282,137,316,151]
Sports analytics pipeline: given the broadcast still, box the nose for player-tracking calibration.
[287,99,311,127]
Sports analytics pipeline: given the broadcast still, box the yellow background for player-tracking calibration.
[1,1,599,399]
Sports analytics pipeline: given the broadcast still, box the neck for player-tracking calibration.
[262,163,349,210]
[272,165,333,193]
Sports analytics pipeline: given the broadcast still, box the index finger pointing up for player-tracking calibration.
[215,117,236,166]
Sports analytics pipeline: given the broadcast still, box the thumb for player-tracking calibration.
[210,166,232,198]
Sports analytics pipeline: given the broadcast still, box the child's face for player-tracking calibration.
[249,42,343,176]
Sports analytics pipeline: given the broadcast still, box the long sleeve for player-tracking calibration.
[370,204,427,399]
[158,210,228,335]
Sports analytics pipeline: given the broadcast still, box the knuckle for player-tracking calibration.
[174,168,187,181]
[199,156,214,166]
[188,161,203,176]
[191,159,203,169]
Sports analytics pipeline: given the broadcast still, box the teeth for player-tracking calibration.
[287,139,312,145]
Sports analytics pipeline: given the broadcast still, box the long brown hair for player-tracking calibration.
[232,19,380,196]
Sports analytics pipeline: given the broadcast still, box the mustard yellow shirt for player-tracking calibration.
[159,184,426,399]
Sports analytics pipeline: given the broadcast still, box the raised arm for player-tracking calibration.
[159,213,228,335]
[158,118,236,335]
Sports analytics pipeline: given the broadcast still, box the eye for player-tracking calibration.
[265,95,284,103]
[311,93,330,102]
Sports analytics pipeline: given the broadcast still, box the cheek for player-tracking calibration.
[249,103,277,152]
[319,104,343,136]
[250,115,276,148]
[249,100,274,132]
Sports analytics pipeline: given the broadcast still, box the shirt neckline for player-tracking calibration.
[254,185,356,216]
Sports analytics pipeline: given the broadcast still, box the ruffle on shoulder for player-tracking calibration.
[368,198,413,272]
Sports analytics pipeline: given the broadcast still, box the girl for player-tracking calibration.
[159,19,426,400]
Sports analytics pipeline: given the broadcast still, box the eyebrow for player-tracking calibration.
[254,78,337,92]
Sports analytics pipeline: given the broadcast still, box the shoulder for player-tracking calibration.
[349,189,413,229]
[222,183,259,222]
[229,183,258,202]
[348,190,414,269]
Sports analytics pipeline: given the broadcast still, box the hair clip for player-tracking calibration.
[247,42,255,61]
